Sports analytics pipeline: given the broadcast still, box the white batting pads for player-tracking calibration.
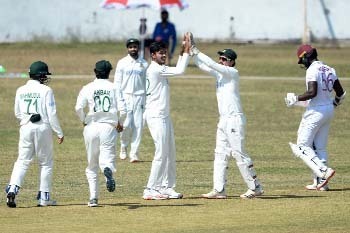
[289,142,328,178]
[213,153,228,192]
[236,158,258,190]
[333,91,346,107]
[285,93,298,107]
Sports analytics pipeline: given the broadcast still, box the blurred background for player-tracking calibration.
[0,0,349,45]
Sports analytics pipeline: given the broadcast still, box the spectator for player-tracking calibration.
[153,9,177,65]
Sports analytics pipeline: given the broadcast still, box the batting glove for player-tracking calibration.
[285,93,298,107]
[333,91,346,107]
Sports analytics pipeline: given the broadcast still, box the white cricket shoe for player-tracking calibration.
[129,154,140,163]
[160,188,183,199]
[240,186,264,199]
[317,168,335,190]
[38,199,57,207]
[88,198,98,207]
[119,147,127,160]
[201,189,227,199]
[143,189,169,200]
[305,183,329,191]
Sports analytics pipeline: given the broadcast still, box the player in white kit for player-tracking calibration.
[189,34,264,199]
[114,38,148,162]
[142,36,191,200]
[285,44,346,190]
[6,61,64,208]
[75,60,127,207]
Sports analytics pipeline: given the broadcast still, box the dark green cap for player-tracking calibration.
[126,38,140,47]
[95,60,112,74]
[217,49,237,61]
[29,61,51,75]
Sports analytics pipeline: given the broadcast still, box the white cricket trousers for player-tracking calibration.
[145,115,176,190]
[214,114,260,191]
[120,94,145,156]
[83,122,117,199]
[297,104,334,162]
[9,122,54,192]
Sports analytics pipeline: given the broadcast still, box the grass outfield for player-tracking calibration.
[1,42,350,77]
[0,43,349,232]
[1,78,349,233]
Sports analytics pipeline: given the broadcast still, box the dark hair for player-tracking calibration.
[149,41,167,54]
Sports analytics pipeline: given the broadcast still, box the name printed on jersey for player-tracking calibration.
[20,93,40,99]
[94,90,111,96]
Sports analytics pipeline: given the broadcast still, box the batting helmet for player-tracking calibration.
[297,44,318,68]
[29,61,51,84]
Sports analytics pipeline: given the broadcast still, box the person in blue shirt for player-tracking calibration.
[152,9,177,65]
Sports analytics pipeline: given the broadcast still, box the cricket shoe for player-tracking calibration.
[143,189,169,200]
[104,167,116,192]
[160,188,183,199]
[317,168,335,190]
[129,154,140,163]
[119,147,127,160]
[240,185,264,199]
[88,198,98,207]
[201,189,227,199]
[6,192,16,208]
[38,199,57,207]
[305,183,329,191]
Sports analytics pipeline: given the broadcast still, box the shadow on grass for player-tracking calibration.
[327,188,350,192]
[256,194,325,199]
[105,202,202,210]
[118,160,213,163]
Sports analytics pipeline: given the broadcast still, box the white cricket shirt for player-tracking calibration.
[75,78,125,125]
[145,53,190,118]
[114,54,148,96]
[14,79,64,138]
[306,61,338,107]
[195,53,243,116]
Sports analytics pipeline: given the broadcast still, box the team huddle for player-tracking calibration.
[5,33,346,208]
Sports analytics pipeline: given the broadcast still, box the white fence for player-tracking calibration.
[0,0,349,43]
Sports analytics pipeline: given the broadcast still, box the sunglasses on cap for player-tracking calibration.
[219,56,231,62]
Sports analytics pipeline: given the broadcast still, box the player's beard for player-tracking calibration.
[130,50,139,59]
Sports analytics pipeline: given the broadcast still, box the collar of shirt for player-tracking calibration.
[27,79,40,85]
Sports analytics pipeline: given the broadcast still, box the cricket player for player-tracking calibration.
[189,35,264,199]
[75,60,127,207]
[6,61,64,208]
[114,38,148,163]
[142,36,190,200]
[285,44,346,191]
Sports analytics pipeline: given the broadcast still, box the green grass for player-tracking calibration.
[0,43,350,233]
[1,42,350,77]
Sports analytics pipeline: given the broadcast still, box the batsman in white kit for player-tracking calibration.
[142,36,191,200]
[114,38,148,162]
[285,44,346,191]
[6,61,64,208]
[189,34,264,199]
[75,60,127,207]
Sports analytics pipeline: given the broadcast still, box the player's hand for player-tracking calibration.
[57,136,64,144]
[116,122,123,132]
[285,93,298,107]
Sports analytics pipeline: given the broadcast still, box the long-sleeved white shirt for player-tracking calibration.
[75,78,126,125]
[306,60,337,107]
[145,53,190,118]
[195,52,243,116]
[14,79,64,138]
[114,54,148,96]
